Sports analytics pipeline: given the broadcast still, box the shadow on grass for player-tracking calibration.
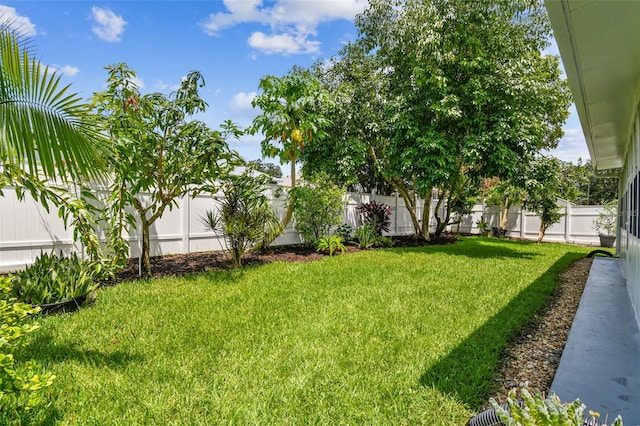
[419,252,584,409]
[386,237,540,260]
[21,329,144,371]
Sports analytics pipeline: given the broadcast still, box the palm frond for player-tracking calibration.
[0,29,109,182]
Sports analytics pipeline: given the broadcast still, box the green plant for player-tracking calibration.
[356,201,392,235]
[10,252,100,305]
[315,235,347,256]
[373,235,394,248]
[292,173,346,245]
[354,223,377,249]
[202,169,280,268]
[335,223,354,242]
[476,216,491,234]
[0,277,55,413]
[593,200,617,236]
[490,386,623,425]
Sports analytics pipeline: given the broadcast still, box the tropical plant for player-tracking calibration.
[356,200,392,235]
[0,29,108,183]
[201,169,280,268]
[292,173,346,245]
[249,68,333,242]
[476,216,491,235]
[354,223,377,249]
[490,386,623,425]
[10,252,100,305]
[92,63,240,278]
[315,235,347,256]
[0,277,55,412]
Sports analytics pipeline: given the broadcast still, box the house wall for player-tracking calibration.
[619,105,640,326]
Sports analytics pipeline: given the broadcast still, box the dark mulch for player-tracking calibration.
[115,233,457,282]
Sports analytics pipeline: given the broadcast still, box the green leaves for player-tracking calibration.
[0,30,108,183]
[93,63,240,277]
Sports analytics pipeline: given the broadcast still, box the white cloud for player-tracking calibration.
[229,91,256,111]
[0,5,37,36]
[200,0,366,55]
[91,6,126,42]
[248,31,320,55]
[51,64,80,76]
[131,75,145,89]
[546,127,590,164]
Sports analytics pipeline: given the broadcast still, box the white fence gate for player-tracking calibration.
[0,185,606,273]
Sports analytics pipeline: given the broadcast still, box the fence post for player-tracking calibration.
[520,206,525,240]
[182,189,191,254]
[565,201,571,243]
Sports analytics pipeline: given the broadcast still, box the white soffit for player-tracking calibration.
[545,0,640,172]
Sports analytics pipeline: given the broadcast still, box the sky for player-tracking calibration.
[0,0,590,173]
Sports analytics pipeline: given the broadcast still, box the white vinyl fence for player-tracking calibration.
[0,185,606,273]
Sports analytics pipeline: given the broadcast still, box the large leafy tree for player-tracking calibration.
[248,68,332,236]
[307,0,571,240]
[93,64,240,278]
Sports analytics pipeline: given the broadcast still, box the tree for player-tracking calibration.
[93,64,240,278]
[482,177,527,232]
[245,159,282,178]
[307,0,571,240]
[522,156,572,243]
[248,68,333,238]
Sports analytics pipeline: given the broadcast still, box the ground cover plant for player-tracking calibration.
[11,238,590,425]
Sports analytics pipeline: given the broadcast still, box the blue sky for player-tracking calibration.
[1,1,589,173]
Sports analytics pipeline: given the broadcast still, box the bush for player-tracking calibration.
[356,201,392,235]
[202,169,280,268]
[10,252,100,305]
[373,236,394,248]
[335,223,354,242]
[0,277,55,414]
[354,223,377,249]
[292,173,346,245]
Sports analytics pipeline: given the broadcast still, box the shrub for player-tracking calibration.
[10,252,100,305]
[373,236,394,248]
[335,223,354,242]
[202,169,280,268]
[356,200,392,235]
[0,277,56,413]
[354,223,377,249]
[315,235,347,256]
[292,173,346,245]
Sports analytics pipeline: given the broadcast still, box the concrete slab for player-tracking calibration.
[551,257,640,425]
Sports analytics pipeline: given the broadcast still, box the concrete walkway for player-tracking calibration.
[551,257,640,425]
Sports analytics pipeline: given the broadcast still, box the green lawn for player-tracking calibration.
[15,238,590,425]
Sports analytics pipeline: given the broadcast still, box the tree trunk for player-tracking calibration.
[433,193,450,237]
[421,195,432,241]
[141,219,152,279]
[500,197,510,230]
[537,220,545,244]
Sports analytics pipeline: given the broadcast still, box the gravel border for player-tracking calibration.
[491,257,593,403]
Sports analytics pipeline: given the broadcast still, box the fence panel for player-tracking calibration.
[0,185,609,273]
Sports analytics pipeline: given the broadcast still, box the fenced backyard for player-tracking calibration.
[0,185,607,273]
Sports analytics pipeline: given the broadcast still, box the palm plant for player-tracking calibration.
[0,28,108,183]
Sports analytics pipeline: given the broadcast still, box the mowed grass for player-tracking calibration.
[17,238,590,425]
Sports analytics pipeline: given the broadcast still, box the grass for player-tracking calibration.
[12,237,590,425]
